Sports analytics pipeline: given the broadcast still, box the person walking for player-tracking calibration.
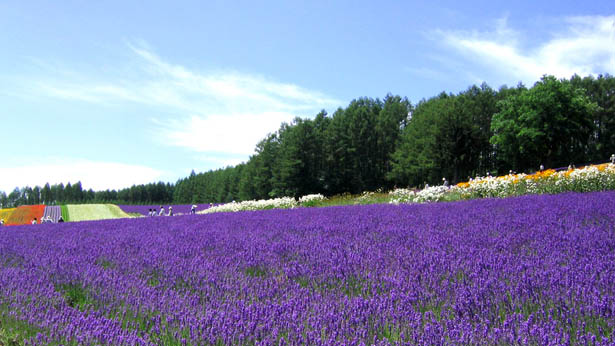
[191,204,196,215]
[167,206,173,216]
[158,205,165,216]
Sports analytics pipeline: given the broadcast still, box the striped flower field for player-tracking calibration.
[0,208,15,223]
[4,205,45,226]
[1,191,614,345]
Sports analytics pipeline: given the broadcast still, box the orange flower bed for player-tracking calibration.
[525,169,556,181]
[6,205,46,226]
[456,181,470,188]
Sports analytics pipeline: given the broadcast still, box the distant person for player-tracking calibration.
[58,216,64,223]
[159,205,165,216]
[191,204,196,214]
[32,218,37,225]
[168,206,173,216]
[0,219,4,226]
[148,208,153,216]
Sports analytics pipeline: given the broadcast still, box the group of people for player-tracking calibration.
[31,216,64,224]
[0,216,65,226]
[147,204,200,216]
[148,206,173,217]
[146,204,199,216]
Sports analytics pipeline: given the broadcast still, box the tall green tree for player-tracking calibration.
[376,95,412,189]
[389,93,448,187]
[491,75,597,171]
[41,183,52,204]
[570,74,615,162]
[271,117,325,198]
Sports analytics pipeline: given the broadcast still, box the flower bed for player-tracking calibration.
[5,205,45,226]
[389,163,615,205]
[454,163,615,199]
[199,196,298,214]
[0,208,15,223]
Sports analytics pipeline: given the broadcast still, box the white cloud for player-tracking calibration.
[436,15,615,85]
[158,111,292,155]
[31,43,340,157]
[0,159,165,193]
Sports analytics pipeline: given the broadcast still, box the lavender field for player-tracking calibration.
[1,192,614,345]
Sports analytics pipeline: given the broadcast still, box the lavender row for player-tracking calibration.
[117,204,213,216]
[1,192,614,345]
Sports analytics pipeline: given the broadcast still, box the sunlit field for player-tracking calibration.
[1,191,614,345]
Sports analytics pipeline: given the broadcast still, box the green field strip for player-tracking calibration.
[65,204,132,222]
[60,205,69,222]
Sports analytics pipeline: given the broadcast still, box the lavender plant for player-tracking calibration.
[1,191,614,345]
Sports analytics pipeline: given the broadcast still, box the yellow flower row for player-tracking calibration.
[0,208,15,222]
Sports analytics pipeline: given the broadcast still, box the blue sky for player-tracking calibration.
[1,1,613,193]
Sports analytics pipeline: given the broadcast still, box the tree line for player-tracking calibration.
[2,74,614,208]
[174,74,614,203]
[0,181,174,208]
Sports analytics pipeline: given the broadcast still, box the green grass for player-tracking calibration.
[56,283,95,311]
[305,192,393,208]
[244,265,268,278]
[95,257,115,269]
[65,204,132,222]
[0,312,43,346]
[60,205,69,222]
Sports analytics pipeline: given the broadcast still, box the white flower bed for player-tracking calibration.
[389,188,415,204]
[298,194,326,204]
[456,163,615,198]
[199,197,298,214]
[198,163,615,212]
[389,185,450,204]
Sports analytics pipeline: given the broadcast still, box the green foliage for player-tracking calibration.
[60,205,69,222]
[491,75,597,172]
[244,265,268,278]
[56,283,94,311]
[96,257,114,269]
[0,308,44,346]
[143,269,163,287]
[389,84,498,187]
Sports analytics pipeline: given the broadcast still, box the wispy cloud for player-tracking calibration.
[0,159,165,193]
[30,42,341,156]
[435,15,615,85]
